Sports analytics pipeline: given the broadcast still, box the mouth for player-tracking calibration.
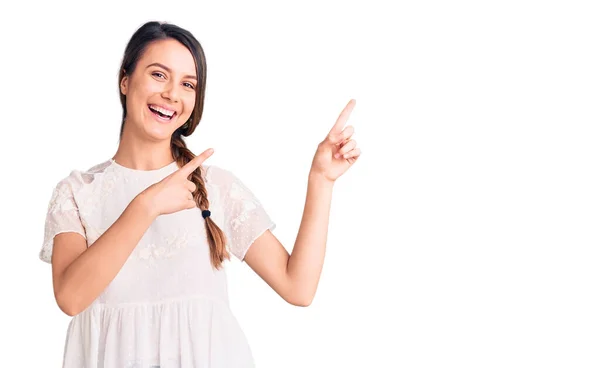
[148,104,177,122]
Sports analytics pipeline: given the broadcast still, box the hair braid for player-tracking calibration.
[171,133,230,269]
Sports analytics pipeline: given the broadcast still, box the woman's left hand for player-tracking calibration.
[310,99,362,183]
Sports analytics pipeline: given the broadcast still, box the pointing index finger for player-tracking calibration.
[178,148,214,177]
[328,99,356,137]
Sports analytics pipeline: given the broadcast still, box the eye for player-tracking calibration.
[152,71,166,79]
[183,82,195,89]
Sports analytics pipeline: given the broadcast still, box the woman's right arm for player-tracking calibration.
[51,193,156,316]
[50,149,214,316]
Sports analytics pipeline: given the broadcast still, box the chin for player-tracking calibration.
[143,122,176,140]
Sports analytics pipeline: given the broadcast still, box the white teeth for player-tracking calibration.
[150,105,175,117]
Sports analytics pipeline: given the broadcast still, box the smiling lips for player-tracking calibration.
[148,104,177,121]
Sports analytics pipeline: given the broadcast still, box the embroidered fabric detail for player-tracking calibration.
[206,166,276,261]
[135,227,190,262]
[40,173,87,263]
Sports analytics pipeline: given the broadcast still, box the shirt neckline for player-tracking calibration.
[108,158,179,174]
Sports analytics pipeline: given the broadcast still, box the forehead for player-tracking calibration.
[139,38,196,76]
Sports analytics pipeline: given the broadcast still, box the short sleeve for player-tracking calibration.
[40,173,87,264]
[208,166,276,262]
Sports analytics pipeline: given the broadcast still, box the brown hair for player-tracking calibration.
[117,21,230,269]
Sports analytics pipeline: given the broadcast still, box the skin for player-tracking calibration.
[51,38,362,316]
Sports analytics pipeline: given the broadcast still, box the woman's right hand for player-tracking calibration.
[138,148,214,217]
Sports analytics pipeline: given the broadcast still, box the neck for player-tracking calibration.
[113,121,174,170]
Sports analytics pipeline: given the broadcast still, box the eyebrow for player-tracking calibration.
[146,62,197,80]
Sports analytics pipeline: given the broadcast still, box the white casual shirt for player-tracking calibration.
[40,158,276,367]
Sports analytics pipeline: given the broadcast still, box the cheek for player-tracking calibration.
[131,84,163,115]
[183,95,196,114]
[139,81,162,97]
[128,82,154,107]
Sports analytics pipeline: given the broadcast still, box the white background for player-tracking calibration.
[1,0,599,366]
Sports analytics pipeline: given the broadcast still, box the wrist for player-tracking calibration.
[308,170,335,188]
[134,190,159,220]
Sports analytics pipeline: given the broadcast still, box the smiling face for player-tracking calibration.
[119,38,197,140]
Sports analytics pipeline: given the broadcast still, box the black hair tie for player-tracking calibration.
[202,210,211,219]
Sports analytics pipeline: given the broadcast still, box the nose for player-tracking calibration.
[161,80,180,103]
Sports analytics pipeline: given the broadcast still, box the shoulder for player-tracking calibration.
[51,159,113,195]
[203,164,252,192]
[203,164,251,201]
[204,164,242,186]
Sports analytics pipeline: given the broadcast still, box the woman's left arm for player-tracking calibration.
[244,99,361,307]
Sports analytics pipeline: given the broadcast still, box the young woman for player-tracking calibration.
[40,20,361,367]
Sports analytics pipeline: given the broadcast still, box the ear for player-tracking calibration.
[120,74,129,95]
